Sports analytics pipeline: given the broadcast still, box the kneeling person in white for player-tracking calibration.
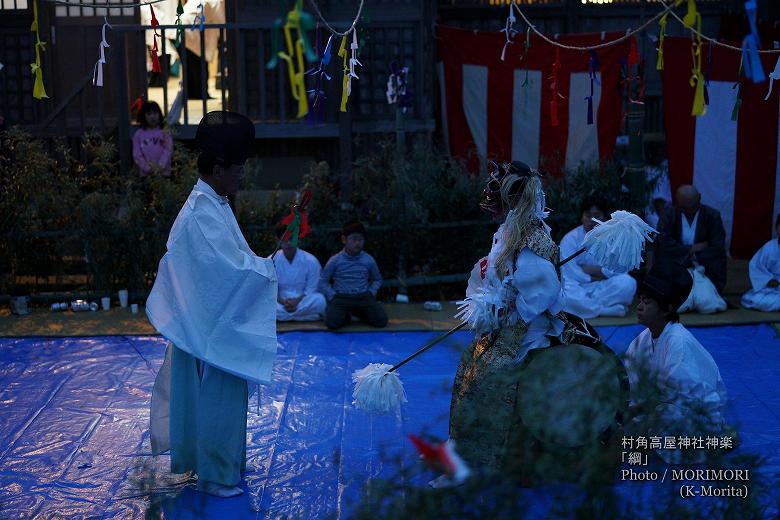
[560,199,637,318]
[625,267,726,461]
[741,214,780,312]
[273,223,326,321]
[146,112,278,498]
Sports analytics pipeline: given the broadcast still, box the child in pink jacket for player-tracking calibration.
[132,101,173,176]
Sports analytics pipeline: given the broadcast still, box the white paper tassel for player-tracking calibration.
[455,279,509,334]
[583,210,656,273]
[352,363,407,413]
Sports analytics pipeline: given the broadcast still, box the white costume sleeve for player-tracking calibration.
[466,257,486,298]
[146,190,278,385]
[512,248,563,324]
[748,240,777,291]
[559,227,591,285]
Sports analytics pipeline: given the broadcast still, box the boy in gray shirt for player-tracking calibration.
[319,222,388,330]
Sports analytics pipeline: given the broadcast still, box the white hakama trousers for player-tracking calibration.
[276,293,326,322]
[563,273,637,319]
[741,288,780,312]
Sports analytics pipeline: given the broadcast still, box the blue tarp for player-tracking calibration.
[0,325,778,518]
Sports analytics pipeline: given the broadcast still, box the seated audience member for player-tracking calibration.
[625,265,727,461]
[273,223,326,322]
[742,214,780,312]
[655,185,727,314]
[319,222,388,330]
[560,198,637,318]
[645,197,668,230]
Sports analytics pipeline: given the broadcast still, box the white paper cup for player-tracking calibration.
[118,289,129,308]
[101,296,111,311]
[131,303,139,314]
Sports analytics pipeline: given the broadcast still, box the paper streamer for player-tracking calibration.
[732,58,743,121]
[338,34,349,112]
[499,2,518,62]
[266,0,316,118]
[687,9,706,116]
[149,4,161,73]
[305,28,332,124]
[549,47,562,127]
[192,2,205,32]
[174,0,184,48]
[30,0,48,100]
[585,50,600,125]
[521,27,531,88]
[682,0,699,29]
[656,13,668,70]
[338,30,362,113]
[765,56,780,100]
[742,0,765,83]
[386,61,412,113]
[92,17,111,87]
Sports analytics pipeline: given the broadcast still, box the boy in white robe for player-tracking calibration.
[272,223,326,321]
[625,265,727,462]
[146,111,277,498]
[741,215,780,312]
[560,198,636,318]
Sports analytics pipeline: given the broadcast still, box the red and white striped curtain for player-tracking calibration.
[436,25,631,175]
[662,37,780,259]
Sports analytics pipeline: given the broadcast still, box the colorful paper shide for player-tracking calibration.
[267,0,316,118]
[742,0,765,84]
[408,434,471,486]
[280,188,312,248]
[93,18,112,87]
[30,0,47,100]
[149,4,161,73]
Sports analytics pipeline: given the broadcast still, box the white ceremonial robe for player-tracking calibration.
[741,239,780,312]
[146,179,278,384]
[625,322,727,461]
[273,249,326,321]
[462,222,565,362]
[559,225,637,318]
[678,265,726,314]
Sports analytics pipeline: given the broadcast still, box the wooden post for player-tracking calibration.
[338,108,353,205]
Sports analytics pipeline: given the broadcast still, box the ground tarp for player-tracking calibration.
[0,325,778,518]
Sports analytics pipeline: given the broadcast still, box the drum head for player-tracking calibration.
[516,343,627,449]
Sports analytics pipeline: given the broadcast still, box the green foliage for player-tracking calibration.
[0,130,653,300]
[351,351,776,519]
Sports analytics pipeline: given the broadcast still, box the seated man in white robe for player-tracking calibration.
[560,198,637,318]
[742,214,780,312]
[625,265,727,462]
[273,223,326,321]
[146,111,278,498]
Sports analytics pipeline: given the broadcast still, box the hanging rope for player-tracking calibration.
[511,0,780,55]
[41,0,167,8]
[306,0,364,37]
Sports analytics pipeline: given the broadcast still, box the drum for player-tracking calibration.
[508,338,629,483]
[515,341,629,448]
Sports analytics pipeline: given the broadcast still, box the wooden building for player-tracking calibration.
[1,0,777,181]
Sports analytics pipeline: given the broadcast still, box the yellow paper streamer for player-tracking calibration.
[338,34,349,113]
[30,0,48,100]
[278,5,309,118]
[682,0,699,29]
[689,12,706,116]
[656,14,668,71]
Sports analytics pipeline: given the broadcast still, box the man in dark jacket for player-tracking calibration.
[655,185,727,294]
